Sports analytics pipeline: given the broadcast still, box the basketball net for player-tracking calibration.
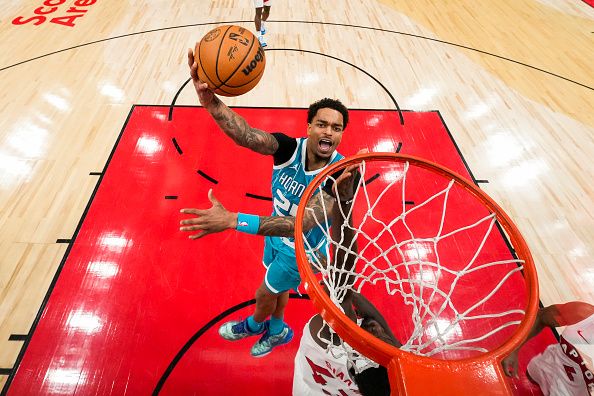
[296,154,538,391]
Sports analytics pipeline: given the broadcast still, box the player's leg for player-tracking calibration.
[253,0,267,47]
[217,282,276,341]
[253,282,279,323]
[261,1,271,34]
[251,239,285,326]
[272,290,289,320]
[254,7,263,32]
[217,283,282,339]
[250,255,298,357]
[217,236,277,342]
[268,290,289,336]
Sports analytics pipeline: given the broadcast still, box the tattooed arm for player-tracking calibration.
[207,96,279,155]
[180,188,340,239]
[180,161,360,239]
[256,160,361,236]
[188,48,278,155]
[258,189,338,236]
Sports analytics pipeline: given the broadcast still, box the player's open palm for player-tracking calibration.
[180,189,237,239]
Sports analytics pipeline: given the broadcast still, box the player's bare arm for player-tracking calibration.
[187,48,278,155]
[502,301,594,378]
[180,189,339,239]
[180,164,360,239]
[208,96,278,155]
[258,190,338,236]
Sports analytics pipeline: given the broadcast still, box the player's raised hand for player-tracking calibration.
[187,47,215,107]
[180,189,237,239]
[333,148,368,203]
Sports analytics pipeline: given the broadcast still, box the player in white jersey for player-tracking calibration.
[181,49,357,357]
[293,292,399,396]
[291,189,397,396]
[502,301,594,395]
[253,0,271,47]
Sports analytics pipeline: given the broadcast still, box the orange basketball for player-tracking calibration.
[195,25,266,97]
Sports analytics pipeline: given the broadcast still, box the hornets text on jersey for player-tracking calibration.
[269,136,343,256]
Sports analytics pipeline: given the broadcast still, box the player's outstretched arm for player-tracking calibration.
[180,164,360,239]
[501,301,594,378]
[179,188,340,239]
[187,48,278,155]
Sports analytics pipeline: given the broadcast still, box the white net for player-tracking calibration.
[300,158,529,369]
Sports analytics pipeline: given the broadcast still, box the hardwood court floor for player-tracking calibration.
[1,0,593,394]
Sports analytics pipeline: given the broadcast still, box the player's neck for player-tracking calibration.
[305,150,330,172]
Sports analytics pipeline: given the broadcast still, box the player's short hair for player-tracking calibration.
[353,366,390,396]
[307,98,349,130]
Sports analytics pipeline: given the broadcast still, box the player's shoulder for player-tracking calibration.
[272,133,299,166]
[271,132,297,142]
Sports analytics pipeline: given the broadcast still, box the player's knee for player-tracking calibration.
[256,284,275,301]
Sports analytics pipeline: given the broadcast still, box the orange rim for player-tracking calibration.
[294,152,538,383]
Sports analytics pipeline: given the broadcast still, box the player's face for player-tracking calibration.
[306,108,344,160]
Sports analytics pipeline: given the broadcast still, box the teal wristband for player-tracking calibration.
[236,213,260,234]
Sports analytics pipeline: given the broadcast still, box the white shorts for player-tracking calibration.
[254,0,271,8]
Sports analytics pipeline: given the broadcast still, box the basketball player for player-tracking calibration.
[294,291,399,396]
[293,195,397,396]
[182,48,356,357]
[254,0,271,47]
[502,301,594,395]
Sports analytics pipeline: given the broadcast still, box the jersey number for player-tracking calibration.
[306,357,332,386]
[305,357,352,396]
[273,189,298,216]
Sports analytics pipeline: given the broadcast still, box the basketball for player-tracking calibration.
[195,25,266,97]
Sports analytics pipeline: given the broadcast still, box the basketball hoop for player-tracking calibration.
[294,152,538,395]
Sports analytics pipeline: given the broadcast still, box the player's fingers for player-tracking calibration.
[181,209,208,217]
[190,63,201,81]
[190,231,210,240]
[180,208,199,215]
[180,222,210,231]
[346,161,364,175]
[335,171,352,185]
[187,48,194,67]
[503,365,517,378]
[208,189,221,206]
[179,217,205,226]
[180,208,207,216]
[180,225,198,231]
[345,164,359,175]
